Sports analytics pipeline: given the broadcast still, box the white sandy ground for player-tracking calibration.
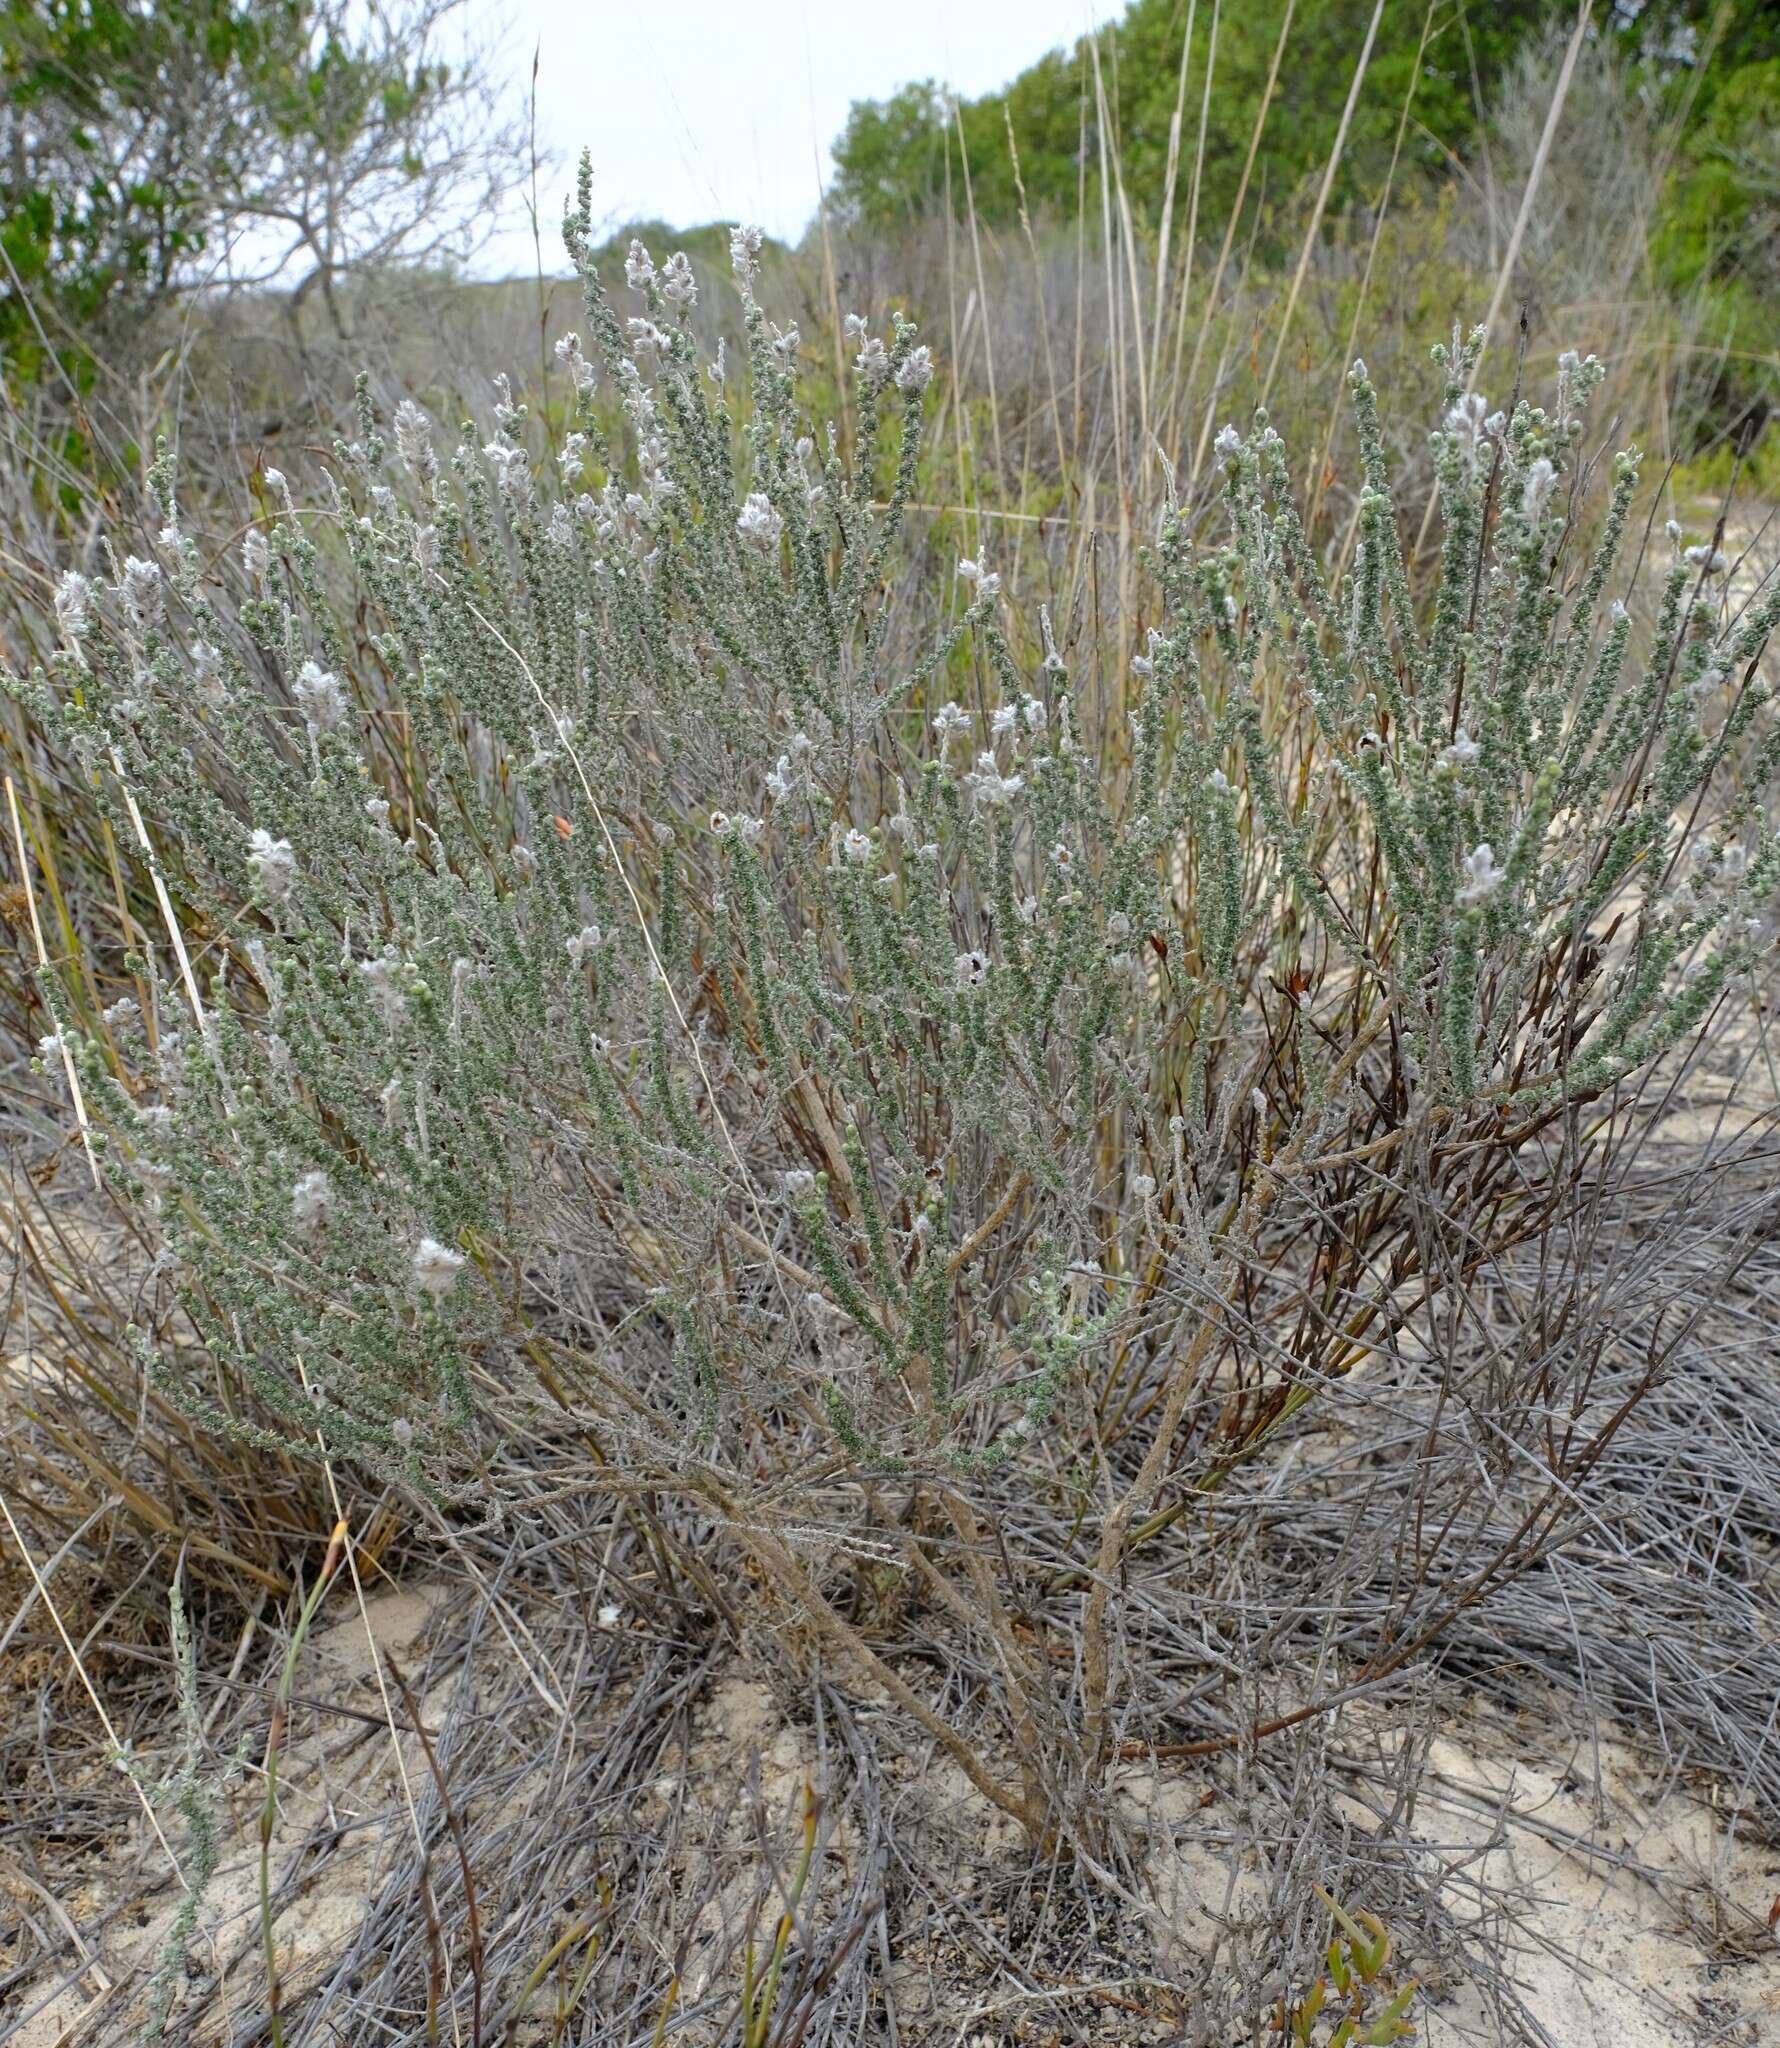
[7,1579,1778,2047]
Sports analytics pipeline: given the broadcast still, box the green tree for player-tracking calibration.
[831,0,1568,235]
[0,0,518,382]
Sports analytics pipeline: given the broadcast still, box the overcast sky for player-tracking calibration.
[472,1,1123,278]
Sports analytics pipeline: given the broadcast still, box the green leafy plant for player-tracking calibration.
[8,164,1778,1854]
[1281,1888,1417,2045]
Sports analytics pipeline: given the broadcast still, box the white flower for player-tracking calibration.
[965,755,1023,807]
[1131,654,1154,677]
[624,238,656,290]
[958,556,986,584]
[660,250,697,309]
[54,569,92,645]
[1051,842,1074,871]
[391,1418,415,1448]
[1522,458,1557,521]
[359,954,408,1026]
[1130,1173,1156,1202]
[394,398,436,478]
[1684,544,1728,576]
[554,331,596,395]
[291,1170,334,1235]
[293,660,345,734]
[262,467,286,496]
[931,702,970,740]
[1017,893,1039,925]
[1214,423,1242,460]
[567,924,604,965]
[1251,1089,1267,1115]
[854,334,890,388]
[895,345,934,395]
[412,1236,466,1300]
[782,1168,817,1200]
[483,437,533,506]
[244,528,270,579]
[709,810,732,838]
[765,754,796,802]
[413,523,440,571]
[1020,695,1047,732]
[247,827,295,903]
[121,556,163,630]
[729,222,764,276]
[991,703,1019,737]
[597,1603,624,1630]
[1456,842,1506,909]
[1439,727,1482,771]
[954,949,989,989]
[1107,912,1132,943]
[1444,392,1489,451]
[842,828,873,864]
[736,493,784,555]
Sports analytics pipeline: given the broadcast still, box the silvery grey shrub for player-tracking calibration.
[14,155,1780,1533]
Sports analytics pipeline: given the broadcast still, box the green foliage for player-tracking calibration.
[830,0,1564,234]
[0,0,509,387]
[10,202,1777,1526]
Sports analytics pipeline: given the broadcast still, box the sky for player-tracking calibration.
[470,0,1124,279]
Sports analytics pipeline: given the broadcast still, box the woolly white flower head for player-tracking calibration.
[244,528,270,580]
[54,569,92,646]
[841,828,873,864]
[854,334,890,389]
[291,1170,334,1235]
[566,924,603,966]
[1683,544,1728,576]
[1522,458,1557,521]
[931,702,970,740]
[393,398,436,479]
[293,660,345,734]
[660,250,697,309]
[964,755,1023,808]
[1439,727,1482,771]
[736,493,784,555]
[554,331,596,395]
[624,238,656,290]
[412,1236,466,1300]
[247,828,295,903]
[1214,424,1242,460]
[359,954,407,1027]
[1456,843,1506,908]
[121,556,163,630]
[954,949,989,989]
[729,222,764,277]
[895,345,933,395]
